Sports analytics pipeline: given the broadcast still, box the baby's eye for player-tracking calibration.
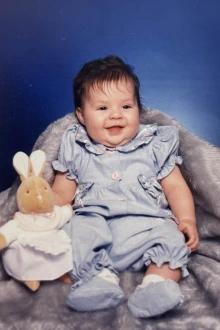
[122,105,131,109]
[98,106,107,111]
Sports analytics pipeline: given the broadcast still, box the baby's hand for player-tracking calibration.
[178,220,199,251]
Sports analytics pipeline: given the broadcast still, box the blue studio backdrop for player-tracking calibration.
[1,0,220,191]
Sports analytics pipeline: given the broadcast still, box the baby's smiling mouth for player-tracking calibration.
[106,126,124,133]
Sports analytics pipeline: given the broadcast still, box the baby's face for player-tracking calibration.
[76,80,139,147]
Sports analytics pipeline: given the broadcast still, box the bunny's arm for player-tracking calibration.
[0,220,18,250]
[56,205,73,229]
[0,234,7,250]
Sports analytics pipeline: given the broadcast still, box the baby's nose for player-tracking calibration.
[109,109,123,119]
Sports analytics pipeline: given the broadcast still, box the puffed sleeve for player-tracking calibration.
[52,124,80,182]
[150,126,182,180]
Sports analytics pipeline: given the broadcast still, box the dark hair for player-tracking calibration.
[73,55,142,112]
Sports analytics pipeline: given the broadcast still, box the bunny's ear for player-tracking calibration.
[30,150,46,177]
[13,152,30,181]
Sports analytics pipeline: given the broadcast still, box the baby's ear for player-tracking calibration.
[76,107,85,125]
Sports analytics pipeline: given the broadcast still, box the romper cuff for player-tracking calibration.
[145,255,189,278]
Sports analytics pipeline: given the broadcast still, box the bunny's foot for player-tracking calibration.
[23,280,40,291]
[59,273,73,284]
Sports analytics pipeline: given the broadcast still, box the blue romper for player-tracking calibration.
[53,123,191,285]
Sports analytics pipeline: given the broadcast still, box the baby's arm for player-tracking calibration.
[52,171,77,206]
[161,165,199,251]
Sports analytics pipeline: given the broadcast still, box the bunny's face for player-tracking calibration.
[17,176,55,214]
[13,150,55,214]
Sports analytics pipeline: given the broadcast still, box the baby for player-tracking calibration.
[52,55,199,318]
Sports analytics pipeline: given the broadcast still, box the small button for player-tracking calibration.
[111,172,119,180]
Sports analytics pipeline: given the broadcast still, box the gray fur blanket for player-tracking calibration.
[1,108,220,330]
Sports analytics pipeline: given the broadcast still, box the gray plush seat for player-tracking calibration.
[0,108,220,330]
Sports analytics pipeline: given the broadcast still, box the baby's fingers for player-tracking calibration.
[186,235,199,251]
[186,234,199,251]
[178,224,199,251]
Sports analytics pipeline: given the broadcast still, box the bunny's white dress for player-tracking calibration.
[0,205,73,281]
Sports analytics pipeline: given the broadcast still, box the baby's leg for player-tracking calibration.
[128,221,190,318]
[146,262,181,282]
[108,215,190,318]
[66,213,125,312]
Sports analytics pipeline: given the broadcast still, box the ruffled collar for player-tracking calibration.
[74,124,157,154]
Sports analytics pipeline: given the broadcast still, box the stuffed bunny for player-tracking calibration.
[0,150,73,291]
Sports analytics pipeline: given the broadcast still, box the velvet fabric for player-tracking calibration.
[0,108,220,329]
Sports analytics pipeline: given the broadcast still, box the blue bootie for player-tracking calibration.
[128,280,183,318]
[66,276,125,312]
